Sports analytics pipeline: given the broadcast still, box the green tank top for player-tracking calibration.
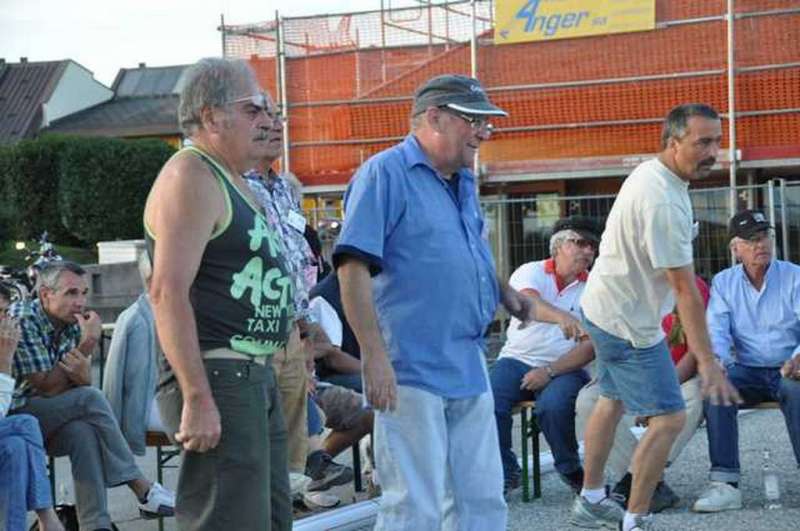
[145,146,294,356]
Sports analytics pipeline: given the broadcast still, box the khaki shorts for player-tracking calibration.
[315,384,367,432]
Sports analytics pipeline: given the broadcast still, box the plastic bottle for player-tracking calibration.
[762,449,782,509]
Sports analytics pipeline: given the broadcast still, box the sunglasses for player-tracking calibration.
[224,93,284,124]
[438,106,495,135]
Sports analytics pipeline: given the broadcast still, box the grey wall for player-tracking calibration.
[84,261,144,324]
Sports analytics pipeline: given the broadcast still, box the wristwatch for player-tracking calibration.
[544,364,556,379]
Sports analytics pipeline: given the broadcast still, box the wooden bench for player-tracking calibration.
[513,400,541,502]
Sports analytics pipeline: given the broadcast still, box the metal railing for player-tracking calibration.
[308,180,797,283]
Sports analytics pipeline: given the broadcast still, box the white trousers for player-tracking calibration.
[374,385,507,531]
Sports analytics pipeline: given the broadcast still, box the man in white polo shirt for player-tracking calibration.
[570,103,741,531]
[491,216,600,496]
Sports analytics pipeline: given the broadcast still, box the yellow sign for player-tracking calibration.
[495,0,655,44]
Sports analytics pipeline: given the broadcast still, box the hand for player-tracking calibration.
[555,313,586,341]
[502,288,535,329]
[363,352,397,412]
[520,367,550,392]
[781,355,800,381]
[698,358,742,406]
[58,349,91,385]
[174,395,221,453]
[75,311,102,351]
[0,316,20,374]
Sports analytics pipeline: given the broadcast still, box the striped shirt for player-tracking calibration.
[9,298,81,409]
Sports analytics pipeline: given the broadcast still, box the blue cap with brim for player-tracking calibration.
[412,74,508,117]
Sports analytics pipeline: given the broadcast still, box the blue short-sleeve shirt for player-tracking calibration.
[333,134,500,398]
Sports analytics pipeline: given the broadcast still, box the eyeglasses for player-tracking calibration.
[438,106,495,135]
[565,238,597,250]
[224,93,284,125]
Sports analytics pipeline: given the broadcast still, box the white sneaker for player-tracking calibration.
[303,490,341,509]
[139,481,175,519]
[692,481,742,513]
[290,472,312,497]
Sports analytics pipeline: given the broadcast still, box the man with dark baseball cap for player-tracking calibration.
[333,73,583,530]
[727,209,772,241]
[552,216,603,245]
[693,210,800,513]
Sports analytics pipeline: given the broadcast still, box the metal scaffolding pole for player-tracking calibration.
[277,12,290,173]
[220,14,226,57]
[779,178,790,260]
[727,0,737,218]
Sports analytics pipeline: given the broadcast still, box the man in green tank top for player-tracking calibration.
[143,57,293,531]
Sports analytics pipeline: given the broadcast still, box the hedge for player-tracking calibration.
[0,135,175,246]
[1,136,74,243]
[58,136,175,243]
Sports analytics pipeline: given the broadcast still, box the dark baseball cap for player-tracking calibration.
[551,216,602,243]
[728,210,772,240]
[412,74,508,117]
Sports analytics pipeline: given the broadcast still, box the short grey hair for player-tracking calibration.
[177,58,257,136]
[37,260,86,291]
[660,103,720,149]
[410,112,425,131]
[549,229,581,256]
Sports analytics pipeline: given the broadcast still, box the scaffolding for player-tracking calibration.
[220,1,800,214]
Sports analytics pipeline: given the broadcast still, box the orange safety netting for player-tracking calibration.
[223,0,800,187]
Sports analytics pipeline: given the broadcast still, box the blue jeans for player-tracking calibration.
[582,313,685,417]
[705,364,800,482]
[307,393,324,437]
[0,414,53,531]
[490,357,589,480]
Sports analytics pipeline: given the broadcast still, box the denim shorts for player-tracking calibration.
[582,312,685,417]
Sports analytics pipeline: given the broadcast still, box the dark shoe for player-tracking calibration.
[559,468,584,494]
[649,481,679,513]
[305,450,354,491]
[611,473,632,509]
[503,474,521,496]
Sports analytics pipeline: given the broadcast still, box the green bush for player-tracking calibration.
[1,136,75,243]
[0,135,175,248]
[57,136,175,244]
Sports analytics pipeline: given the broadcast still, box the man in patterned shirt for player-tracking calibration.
[9,260,174,531]
[242,91,350,483]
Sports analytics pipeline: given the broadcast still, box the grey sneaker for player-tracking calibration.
[618,514,669,530]
[569,492,624,529]
[305,451,354,491]
[649,481,679,513]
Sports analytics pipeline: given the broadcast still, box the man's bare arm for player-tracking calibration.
[306,322,361,373]
[520,339,594,391]
[25,366,75,396]
[675,351,698,384]
[505,280,584,339]
[338,258,396,410]
[323,348,362,374]
[146,153,225,451]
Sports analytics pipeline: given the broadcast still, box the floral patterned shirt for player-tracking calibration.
[244,169,316,321]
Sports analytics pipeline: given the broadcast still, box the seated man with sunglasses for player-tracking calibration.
[692,210,800,513]
[490,216,600,496]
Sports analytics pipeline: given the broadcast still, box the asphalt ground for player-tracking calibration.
[31,400,800,530]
